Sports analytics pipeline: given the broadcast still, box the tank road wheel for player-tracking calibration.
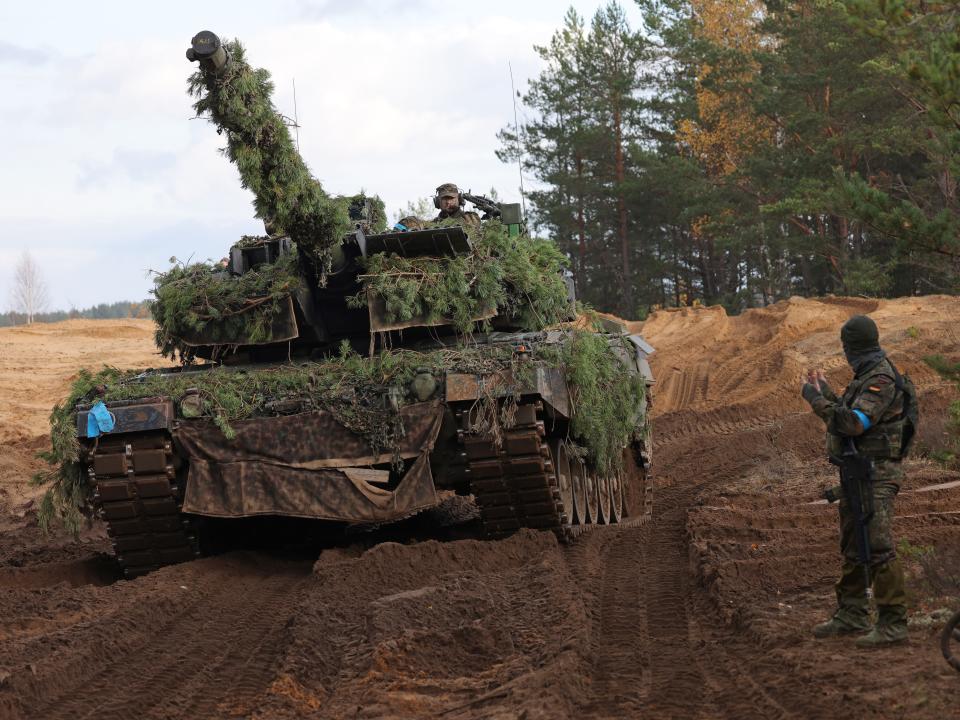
[610,469,624,523]
[550,440,573,525]
[570,457,588,525]
[584,469,599,524]
[597,472,612,525]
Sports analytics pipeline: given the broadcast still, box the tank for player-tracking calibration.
[42,31,655,577]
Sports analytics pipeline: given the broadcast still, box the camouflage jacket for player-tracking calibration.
[435,209,480,227]
[811,356,907,460]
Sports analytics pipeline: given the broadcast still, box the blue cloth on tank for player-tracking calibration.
[87,400,115,437]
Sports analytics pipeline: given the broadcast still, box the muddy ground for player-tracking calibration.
[0,298,958,719]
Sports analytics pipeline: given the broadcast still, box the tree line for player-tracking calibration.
[500,1,960,317]
[0,301,151,328]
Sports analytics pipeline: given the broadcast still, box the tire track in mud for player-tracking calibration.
[27,554,310,720]
[569,526,649,718]
[638,485,721,720]
[572,477,809,720]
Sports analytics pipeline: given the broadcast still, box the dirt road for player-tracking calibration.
[1,298,958,719]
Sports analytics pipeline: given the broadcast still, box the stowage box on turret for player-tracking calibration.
[41,31,655,577]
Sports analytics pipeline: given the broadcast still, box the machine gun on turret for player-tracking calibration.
[462,192,525,234]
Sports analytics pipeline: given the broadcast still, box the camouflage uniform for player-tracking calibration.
[434,182,480,228]
[804,315,911,646]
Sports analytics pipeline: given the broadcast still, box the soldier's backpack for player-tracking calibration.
[888,362,918,457]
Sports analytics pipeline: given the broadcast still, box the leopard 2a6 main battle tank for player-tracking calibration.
[40,31,655,577]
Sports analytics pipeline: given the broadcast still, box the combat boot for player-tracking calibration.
[855,605,907,648]
[855,623,907,647]
[812,612,870,639]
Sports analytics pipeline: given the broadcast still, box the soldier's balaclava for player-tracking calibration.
[840,315,882,373]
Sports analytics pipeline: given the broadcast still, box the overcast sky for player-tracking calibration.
[0,0,642,311]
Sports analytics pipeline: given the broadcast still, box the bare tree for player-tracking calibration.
[393,196,436,224]
[11,251,50,324]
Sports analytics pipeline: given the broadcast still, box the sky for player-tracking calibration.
[0,0,642,311]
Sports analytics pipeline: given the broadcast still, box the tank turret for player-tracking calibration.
[152,31,572,364]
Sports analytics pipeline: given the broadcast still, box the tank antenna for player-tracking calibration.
[292,77,301,153]
[509,62,526,217]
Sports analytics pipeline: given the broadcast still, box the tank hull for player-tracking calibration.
[77,332,654,577]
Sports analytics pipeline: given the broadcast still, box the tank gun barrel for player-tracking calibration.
[186,30,349,280]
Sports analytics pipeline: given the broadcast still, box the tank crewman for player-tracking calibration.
[801,314,916,647]
[433,183,480,227]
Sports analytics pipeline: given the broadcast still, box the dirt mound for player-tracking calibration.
[256,530,588,718]
[644,295,959,475]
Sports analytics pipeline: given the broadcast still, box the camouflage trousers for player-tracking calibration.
[833,462,908,627]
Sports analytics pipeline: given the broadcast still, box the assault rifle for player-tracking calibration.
[826,438,876,599]
[462,192,502,220]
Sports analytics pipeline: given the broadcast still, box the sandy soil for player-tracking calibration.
[0,319,171,521]
[0,298,958,719]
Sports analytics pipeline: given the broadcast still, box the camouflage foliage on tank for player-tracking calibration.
[187,38,350,278]
[351,220,571,334]
[150,250,301,361]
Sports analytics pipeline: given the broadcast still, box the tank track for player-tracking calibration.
[88,430,201,578]
[460,401,652,542]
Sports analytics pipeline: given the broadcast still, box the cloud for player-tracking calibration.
[294,0,428,20]
[0,1,626,309]
[76,149,180,189]
[0,41,51,66]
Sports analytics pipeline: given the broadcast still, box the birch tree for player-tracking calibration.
[11,251,49,324]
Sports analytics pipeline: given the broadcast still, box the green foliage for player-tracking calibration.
[188,40,350,278]
[924,354,960,383]
[352,220,571,333]
[150,250,300,360]
[562,329,646,473]
[337,192,388,233]
[34,367,126,532]
[897,537,934,561]
[842,257,895,296]
[501,1,960,313]
[0,300,151,327]
[925,354,960,463]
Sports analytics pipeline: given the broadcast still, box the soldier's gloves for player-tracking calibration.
[801,382,822,406]
[816,372,834,398]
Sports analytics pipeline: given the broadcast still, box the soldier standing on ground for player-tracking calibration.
[801,315,916,647]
